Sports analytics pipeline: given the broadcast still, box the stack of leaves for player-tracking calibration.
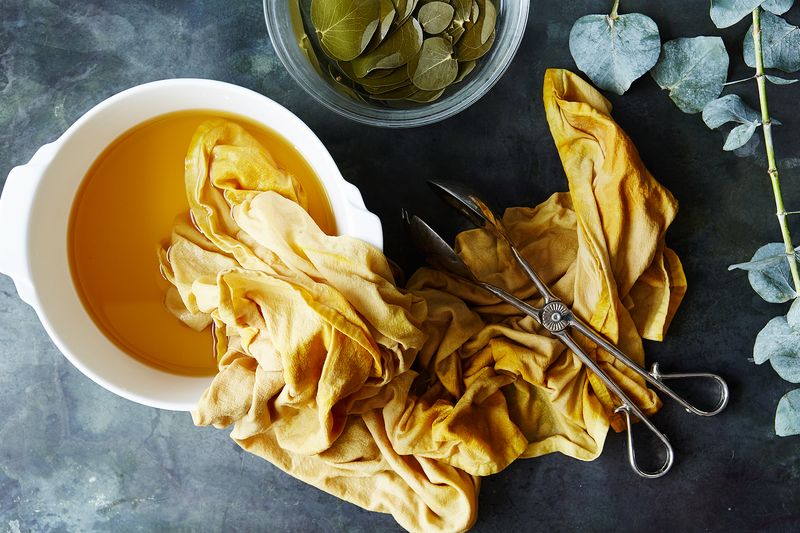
[303,0,497,103]
[569,0,800,437]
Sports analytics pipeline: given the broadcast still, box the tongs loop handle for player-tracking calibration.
[615,405,675,479]
[569,318,729,418]
[647,363,730,417]
[556,330,675,478]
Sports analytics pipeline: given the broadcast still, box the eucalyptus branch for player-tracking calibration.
[610,0,620,19]
[752,7,800,294]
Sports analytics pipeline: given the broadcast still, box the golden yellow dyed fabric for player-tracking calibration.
[160,69,686,533]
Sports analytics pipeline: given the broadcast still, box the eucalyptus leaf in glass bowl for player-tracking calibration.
[264,0,529,128]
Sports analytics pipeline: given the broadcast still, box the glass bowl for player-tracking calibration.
[264,0,529,128]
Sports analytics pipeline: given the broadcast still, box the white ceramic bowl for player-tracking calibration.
[0,79,383,412]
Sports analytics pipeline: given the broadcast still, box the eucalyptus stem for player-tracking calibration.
[723,75,756,86]
[752,7,800,294]
[610,0,620,18]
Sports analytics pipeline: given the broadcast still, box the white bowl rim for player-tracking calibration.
[0,78,383,411]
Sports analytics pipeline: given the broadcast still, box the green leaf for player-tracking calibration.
[650,37,730,114]
[311,0,381,61]
[454,0,497,62]
[390,0,418,26]
[744,12,800,73]
[358,67,410,88]
[477,0,497,44]
[368,83,418,99]
[451,0,472,22]
[351,17,423,77]
[775,388,800,436]
[417,2,454,35]
[372,0,397,44]
[702,94,760,128]
[762,0,795,14]
[754,316,800,382]
[408,37,459,91]
[406,87,446,102]
[766,74,799,84]
[710,0,762,28]
[724,122,758,150]
[455,28,495,61]
[453,59,477,83]
[569,13,661,95]
[729,243,798,303]
[363,79,412,94]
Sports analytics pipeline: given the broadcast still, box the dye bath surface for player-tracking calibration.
[1,1,799,531]
[68,111,334,377]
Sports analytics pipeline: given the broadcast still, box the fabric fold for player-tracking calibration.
[160,69,686,532]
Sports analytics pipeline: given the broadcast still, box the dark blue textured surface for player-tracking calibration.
[1,1,799,531]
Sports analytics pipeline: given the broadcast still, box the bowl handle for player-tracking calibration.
[0,142,57,305]
[340,180,384,251]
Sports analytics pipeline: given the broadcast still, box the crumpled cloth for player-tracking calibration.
[159,69,686,532]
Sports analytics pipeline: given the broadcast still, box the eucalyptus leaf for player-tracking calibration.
[391,0,417,25]
[478,0,496,44]
[728,252,786,272]
[364,80,412,93]
[787,298,800,330]
[759,316,800,382]
[767,74,799,84]
[369,83,418,99]
[408,36,459,90]
[359,66,410,87]
[418,2,454,35]
[352,17,423,77]
[452,0,472,22]
[753,316,800,382]
[360,63,397,78]
[328,64,371,101]
[762,0,795,14]
[373,0,397,44]
[702,94,761,128]
[311,0,381,61]
[445,24,466,45]
[724,123,758,150]
[730,243,798,303]
[702,94,762,150]
[744,11,800,73]
[454,0,497,61]
[453,59,477,83]
[710,0,763,28]
[455,28,495,61]
[775,388,800,436]
[774,351,800,383]
[569,13,660,95]
[300,34,325,76]
[406,87,446,102]
[650,37,729,114]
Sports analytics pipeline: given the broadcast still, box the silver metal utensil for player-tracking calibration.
[402,180,729,478]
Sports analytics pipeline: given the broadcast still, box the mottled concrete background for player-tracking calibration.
[1,1,799,531]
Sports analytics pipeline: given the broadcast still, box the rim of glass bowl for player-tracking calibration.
[264,0,530,128]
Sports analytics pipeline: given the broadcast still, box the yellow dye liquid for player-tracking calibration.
[68,111,335,376]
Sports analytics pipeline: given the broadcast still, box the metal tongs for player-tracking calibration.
[403,180,729,479]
